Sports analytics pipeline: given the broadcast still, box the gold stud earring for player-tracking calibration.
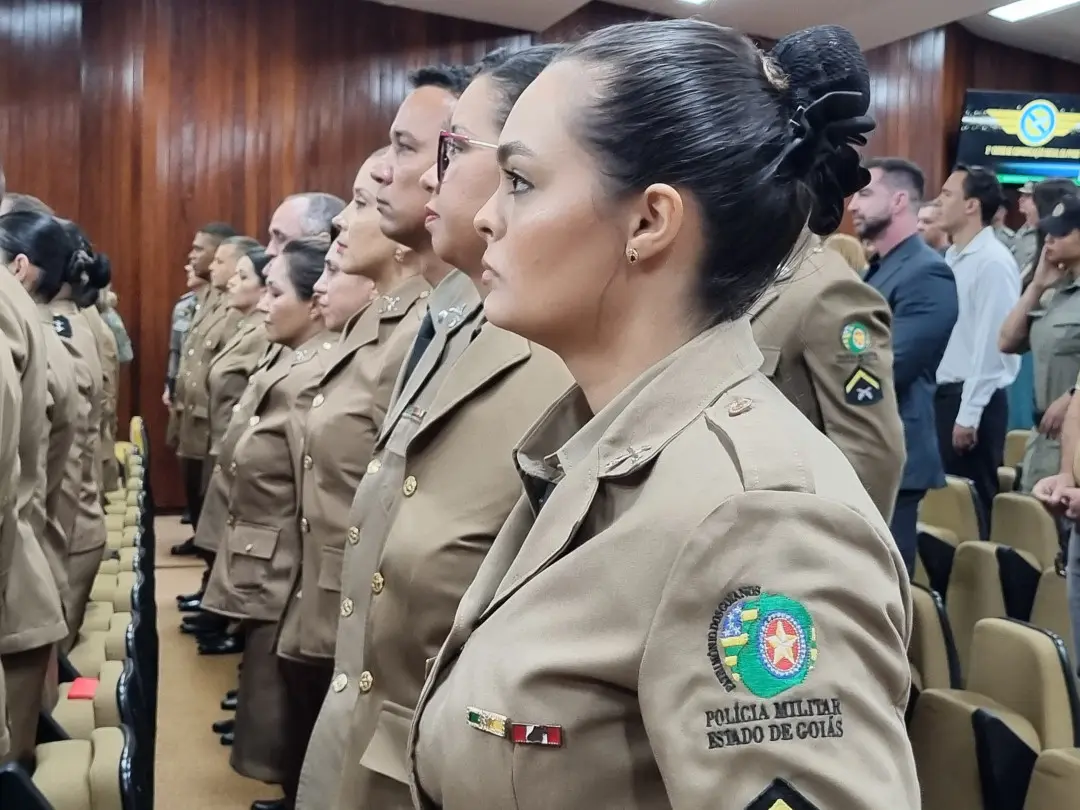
[626,247,639,264]
[394,247,406,263]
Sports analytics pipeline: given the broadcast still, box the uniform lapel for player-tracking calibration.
[322,301,379,382]
[409,324,532,447]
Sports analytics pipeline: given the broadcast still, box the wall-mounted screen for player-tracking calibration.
[956,89,1080,186]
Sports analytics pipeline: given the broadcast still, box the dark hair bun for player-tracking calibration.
[770,25,875,234]
[68,249,111,291]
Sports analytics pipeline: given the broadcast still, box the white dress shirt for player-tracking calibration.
[937,226,1021,428]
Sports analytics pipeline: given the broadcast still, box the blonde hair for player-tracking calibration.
[824,233,869,276]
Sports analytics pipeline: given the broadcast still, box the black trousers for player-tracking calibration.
[890,489,924,577]
[934,384,1008,538]
[181,457,205,530]
[279,658,334,807]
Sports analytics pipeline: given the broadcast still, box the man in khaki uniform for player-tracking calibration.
[0,331,22,761]
[0,270,67,767]
[750,237,905,521]
[170,222,237,547]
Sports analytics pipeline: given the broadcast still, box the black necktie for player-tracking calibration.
[402,312,436,384]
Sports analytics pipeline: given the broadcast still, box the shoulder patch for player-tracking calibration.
[840,321,870,354]
[53,315,73,338]
[745,779,820,810]
[843,367,882,406]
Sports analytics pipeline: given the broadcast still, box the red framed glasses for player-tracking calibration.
[437,130,498,184]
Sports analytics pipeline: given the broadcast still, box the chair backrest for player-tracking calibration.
[917,523,961,597]
[910,583,961,689]
[920,476,983,544]
[947,541,1008,680]
[968,618,1080,751]
[990,493,1061,571]
[129,416,145,455]
[1022,748,1080,810]
[1031,569,1075,673]
[1004,429,1032,469]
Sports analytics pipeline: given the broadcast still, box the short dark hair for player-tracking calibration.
[559,20,872,326]
[409,64,472,96]
[954,164,1005,226]
[863,157,925,204]
[243,248,273,284]
[474,45,565,129]
[1033,178,1079,219]
[199,222,238,241]
[280,235,330,302]
[220,235,262,254]
[3,193,54,215]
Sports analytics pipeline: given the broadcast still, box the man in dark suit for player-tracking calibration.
[849,157,959,574]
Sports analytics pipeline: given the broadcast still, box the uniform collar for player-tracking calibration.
[428,269,482,334]
[515,318,763,487]
[947,225,997,263]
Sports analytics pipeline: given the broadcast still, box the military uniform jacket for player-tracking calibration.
[38,304,79,620]
[0,273,66,655]
[296,271,573,810]
[201,331,334,622]
[83,305,119,489]
[750,243,904,521]
[206,310,268,458]
[49,300,107,558]
[0,331,22,758]
[408,319,918,810]
[176,289,239,459]
[278,275,430,662]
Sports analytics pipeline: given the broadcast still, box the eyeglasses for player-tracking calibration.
[437,130,498,185]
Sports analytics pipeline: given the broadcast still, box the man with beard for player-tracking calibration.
[850,157,959,571]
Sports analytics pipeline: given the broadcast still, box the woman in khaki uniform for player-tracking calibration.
[297,48,573,810]
[272,151,427,810]
[0,331,21,761]
[0,222,71,767]
[82,303,118,492]
[199,237,335,787]
[408,22,918,810]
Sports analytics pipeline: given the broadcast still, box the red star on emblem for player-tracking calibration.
[763,616,801,673]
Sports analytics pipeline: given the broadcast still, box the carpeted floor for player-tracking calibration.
[154,517,283,810]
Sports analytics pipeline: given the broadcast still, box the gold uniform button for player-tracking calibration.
[244,543,254,553]
[248,415,260,427]
[347,526,360,545]
[187,349,194,356]
[331,673,348,693]
[300,517,309,532]
[322,341,333,351]
[205,339,213,347]
[312,393,325,408]
[419,290,430,300]
[303,454,314,470]
[358,671,373,692]
[340,598,354,617]
[227,516,236,527]
[232,403,241,412]
[727,397,754,417]
[366,458,381,475]
[402,475,418,497]
[371,572,384,594]
[229,462,237,473]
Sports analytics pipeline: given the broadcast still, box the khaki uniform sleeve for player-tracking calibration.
[639,490,917,810]
[0,334,19,759]
[800,277,905,521]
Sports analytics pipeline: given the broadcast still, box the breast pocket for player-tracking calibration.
[1052,317,1080,355]
[225,521,280,589]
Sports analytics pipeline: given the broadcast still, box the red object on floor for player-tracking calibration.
[68,677,99,700]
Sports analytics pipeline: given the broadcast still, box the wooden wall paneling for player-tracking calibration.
[538,0,664,42]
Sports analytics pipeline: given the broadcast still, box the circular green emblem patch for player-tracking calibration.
[714,591,817,699]
[841,322,870,354]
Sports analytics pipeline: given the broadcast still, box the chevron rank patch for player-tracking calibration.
[52,315,72,338]
[843,367,882,406]
[745,778,820,810]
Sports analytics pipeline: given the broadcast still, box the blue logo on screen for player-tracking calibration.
[1019,100,1058,147]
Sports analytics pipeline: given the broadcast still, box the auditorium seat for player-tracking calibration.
[917,522,961,597]
[1031,568,1075,677]
[51,661,126,740]
[910,583,960,691]
[920,476,983,544]
[990,492,1061,571]
[998,466,1018,494]
[1023,748,1080,809]
[910,618,1080,810]
[946,541,1041,677]
[1004,429,1032,468]
[31,726,127,810]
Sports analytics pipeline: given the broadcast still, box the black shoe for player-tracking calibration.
[212,718,235,734]
[199,634,244,655]
[170,538,198,556]
[226,687,238,700]
[180,613,226,635]
[221,694,238,711]
[220,731,234,746]
[178,596,203,613]
[176,590,203,605]
[251,801,286,810]
[180,510,192,525]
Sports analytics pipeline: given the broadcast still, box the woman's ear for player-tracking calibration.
[12,253,33,285]
[624,183,685,266]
